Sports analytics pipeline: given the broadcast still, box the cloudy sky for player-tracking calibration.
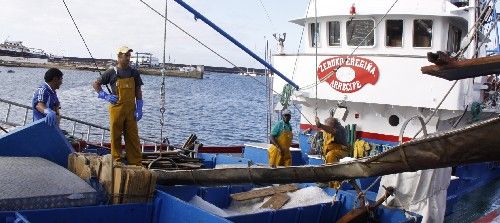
[0,0,309,68]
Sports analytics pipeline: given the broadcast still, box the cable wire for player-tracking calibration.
[62,0,111,93]
[256,0,276,32]
[138,0,315,126]
[291,0,313,81]
[314,0,318,117]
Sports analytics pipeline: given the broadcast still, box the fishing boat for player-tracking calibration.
[238,68,258,77]
[268,0,500,221]
[0,0,499,222]
[0,40,50,64]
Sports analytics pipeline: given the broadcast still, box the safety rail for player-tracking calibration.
[0,98,162,151]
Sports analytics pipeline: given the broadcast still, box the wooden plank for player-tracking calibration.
[260,193,290,209]
[113,166,125,204]
[230,184,298,201]
[149,171,157,202]
[99,155,113,194]
[68,153,76,173]
[122,168,135,204]
[421,54,500,80]
[139,170,152,203]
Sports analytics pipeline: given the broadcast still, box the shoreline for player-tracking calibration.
[0,61,203,79]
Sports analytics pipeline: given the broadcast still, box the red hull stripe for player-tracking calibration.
[300,124,411,143]
[473,208,500,223]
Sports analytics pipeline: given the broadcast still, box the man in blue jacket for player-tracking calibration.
[32,68,63,127]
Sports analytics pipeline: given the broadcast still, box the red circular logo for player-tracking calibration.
[317,56,380,93]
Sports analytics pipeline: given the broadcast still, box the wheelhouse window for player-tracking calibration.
[328,21,341,46]
[386,20,403,47]
[346,20,375,46]
[447,25,462,53]
[413,20,433,47]
[310,23,321,47]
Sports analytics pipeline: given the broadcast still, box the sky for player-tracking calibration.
[0,0,309,68]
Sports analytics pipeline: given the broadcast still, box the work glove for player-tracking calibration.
[43,108,57,126]
[97,90,118,104]
[135,99,143,121]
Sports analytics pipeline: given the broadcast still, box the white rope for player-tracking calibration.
[314,0,319,117]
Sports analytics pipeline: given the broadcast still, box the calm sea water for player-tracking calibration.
[0,66,300,145]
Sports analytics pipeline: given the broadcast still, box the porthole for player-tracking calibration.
[389,115,400,126]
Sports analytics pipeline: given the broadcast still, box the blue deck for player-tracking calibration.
[0,120,497,222]
[0,184,421,223]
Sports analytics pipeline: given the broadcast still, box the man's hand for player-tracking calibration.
[43,108,57,126]
[135,99,143,121]
[97,90,118,104]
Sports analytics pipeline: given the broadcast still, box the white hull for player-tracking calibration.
[0,56,48,64]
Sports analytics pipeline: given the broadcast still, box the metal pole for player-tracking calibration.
[23,108,29,125]
[5,104,11,123]
[173,0,299,90]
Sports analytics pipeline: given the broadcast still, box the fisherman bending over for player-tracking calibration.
[315,116,349,188]
[32,68,63,127]
[93,46,144,166]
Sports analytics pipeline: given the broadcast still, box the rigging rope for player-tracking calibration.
[138,0,241,73]
[314,0,318,117]
[62,0,111,94]
[139,0,315,126]
[280,84,294,109]
[412,0,494,139]
[291,0,313,81]
[454,0,493,59]
[256,0,276,32]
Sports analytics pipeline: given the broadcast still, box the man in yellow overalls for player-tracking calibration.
[315,117,349,188]
[268,109,293,168]
[93,46,144,166]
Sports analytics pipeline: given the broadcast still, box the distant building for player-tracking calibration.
[130,53,159,67]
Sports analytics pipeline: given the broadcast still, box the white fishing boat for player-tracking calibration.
[0,40,50,64]
[0,0,499,222]
[270,0,500,222]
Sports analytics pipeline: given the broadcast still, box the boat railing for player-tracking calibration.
[0,98,163,152]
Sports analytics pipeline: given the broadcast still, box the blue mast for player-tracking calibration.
[173,0,300,90]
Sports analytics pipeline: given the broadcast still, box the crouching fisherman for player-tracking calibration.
[315,116,349,188]
[32,68,63,127]
[93,46,144,166]
[268,109,293,168]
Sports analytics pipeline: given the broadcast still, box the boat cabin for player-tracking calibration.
[292,0,472,57]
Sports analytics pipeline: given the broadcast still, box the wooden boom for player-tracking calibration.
[155,116,500,186]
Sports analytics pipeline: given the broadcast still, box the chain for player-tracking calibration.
[160,69,166,127]
[159,0,168,148]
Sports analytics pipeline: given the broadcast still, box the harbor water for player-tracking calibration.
[0,66,300,145]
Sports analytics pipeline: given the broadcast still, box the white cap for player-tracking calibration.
[116,46,133,55]
[282,109,291,115]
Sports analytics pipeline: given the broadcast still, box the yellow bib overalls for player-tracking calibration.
[109,77,142,165]
[268,129,293,167]
[322,131,349,164]
[322,130,349,188]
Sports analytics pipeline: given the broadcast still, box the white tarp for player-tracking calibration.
[377,167,452,223]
